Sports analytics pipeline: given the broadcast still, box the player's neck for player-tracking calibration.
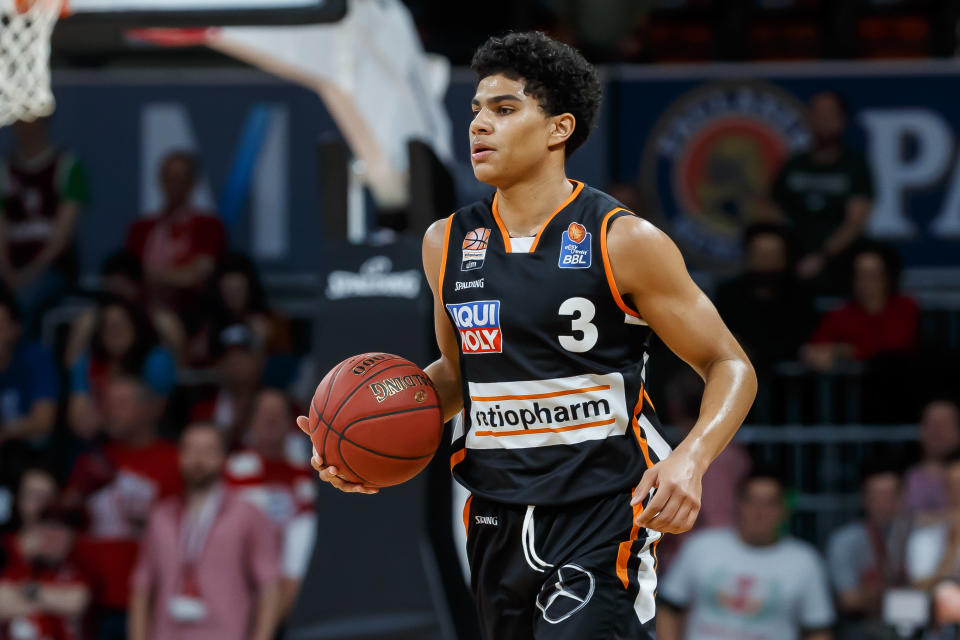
[495,169,574,238]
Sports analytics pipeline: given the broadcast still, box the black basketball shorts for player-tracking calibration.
[464,491,660,640]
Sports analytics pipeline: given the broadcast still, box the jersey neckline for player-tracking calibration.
[490,179,585,254]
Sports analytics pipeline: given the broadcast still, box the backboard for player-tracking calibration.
[62,0,346,25]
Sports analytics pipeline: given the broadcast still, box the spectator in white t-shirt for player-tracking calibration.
[658,469,835,640]
[224,389,315,618]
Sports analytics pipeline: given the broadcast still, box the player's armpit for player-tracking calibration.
[422,218,464,422]
[608,215,756,490]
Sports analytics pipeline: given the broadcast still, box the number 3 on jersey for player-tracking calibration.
[558,297,598,353]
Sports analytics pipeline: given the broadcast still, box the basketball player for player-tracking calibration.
[298,31,757,639]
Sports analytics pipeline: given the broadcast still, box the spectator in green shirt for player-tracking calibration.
[0,118,90,333]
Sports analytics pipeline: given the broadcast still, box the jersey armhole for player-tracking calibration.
[437,213,455,307]
[600,208,645,321]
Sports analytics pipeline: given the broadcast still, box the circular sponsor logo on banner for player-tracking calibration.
[641,80,810,264]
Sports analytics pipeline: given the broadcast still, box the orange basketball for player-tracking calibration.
[462,227,490,251]
[308,353,443,487]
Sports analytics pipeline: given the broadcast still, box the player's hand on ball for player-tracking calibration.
[630,450,703,534]
[296,416,379,495]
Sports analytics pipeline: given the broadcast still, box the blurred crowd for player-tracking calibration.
[650,89,960,639]
[1,75,960,640]
[404,0,960,65]
[0,119,314,640]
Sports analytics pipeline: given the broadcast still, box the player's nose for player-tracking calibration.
[469,111,492,137]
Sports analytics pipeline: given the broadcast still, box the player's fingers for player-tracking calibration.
[329,476,378,495]
[635,485,670,526]
[640,493,680,531]
[678,503,699,533]
[663,503,694,534]
[630,466,659,506]
[296,415,311,435]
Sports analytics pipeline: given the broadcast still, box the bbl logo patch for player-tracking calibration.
[558,222,591,269]
[461,227,491,271]
[641,80,810,264]
[445,300,502,354]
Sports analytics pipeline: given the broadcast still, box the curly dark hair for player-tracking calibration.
[471,31,602,158]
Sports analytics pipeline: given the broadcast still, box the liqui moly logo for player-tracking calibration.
[445,300,502,354]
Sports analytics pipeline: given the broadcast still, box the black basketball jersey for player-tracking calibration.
[439,180,673,506]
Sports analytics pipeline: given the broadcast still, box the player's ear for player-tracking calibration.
[549,113,576,148]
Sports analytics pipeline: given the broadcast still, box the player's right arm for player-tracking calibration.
[421,216,464,422]
[297,218,462,494]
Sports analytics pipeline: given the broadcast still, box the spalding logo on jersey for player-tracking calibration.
[461,227,491,271]
[558,222,591,269]
[445,300,502,354]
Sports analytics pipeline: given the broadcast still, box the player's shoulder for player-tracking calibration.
[425,193,495,247]
[577,182,629,215]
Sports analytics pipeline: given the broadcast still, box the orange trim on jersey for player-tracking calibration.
[474,417,615,438]
[643,388,655,412]
[489,192,513,253]
[463,495,473,537]
[616,499,644,589]
[631,386,654,469]
[470,384,610,403]
[600,207,644,320]
[490,179,584,253]
[450,448,466,473]
[528,179,585,251]
[437,214,454,306]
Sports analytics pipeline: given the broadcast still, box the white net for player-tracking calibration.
[0,0,62,127]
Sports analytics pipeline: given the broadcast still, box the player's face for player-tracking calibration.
[469,74,557,187]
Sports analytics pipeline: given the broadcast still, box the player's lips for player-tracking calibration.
[471,144,495,161]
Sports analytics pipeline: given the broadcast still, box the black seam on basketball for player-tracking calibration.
[315,354,402,455]
[337,427,369,485]
[325,362,416,432]
[337,404,442,460]
[314,359,348,460]
[319,358,349,420]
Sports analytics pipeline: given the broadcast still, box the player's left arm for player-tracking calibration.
[606,215,757,534]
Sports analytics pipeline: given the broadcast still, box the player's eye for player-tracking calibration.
[497,107,514,115]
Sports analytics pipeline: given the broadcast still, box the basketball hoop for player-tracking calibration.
[0,0,64,127]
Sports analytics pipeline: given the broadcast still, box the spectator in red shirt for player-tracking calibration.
[125,151,226,320]
[225,389,315,617]
[64,376,180,639]
[129,423,281,640]
[1,468,91,640]
[0,118,90,333]
[801,242,918,371]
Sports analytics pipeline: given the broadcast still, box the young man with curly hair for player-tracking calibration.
[303,32,757,639]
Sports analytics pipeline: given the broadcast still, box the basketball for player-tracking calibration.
[462,227,490,250]
[308,352,443,487]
